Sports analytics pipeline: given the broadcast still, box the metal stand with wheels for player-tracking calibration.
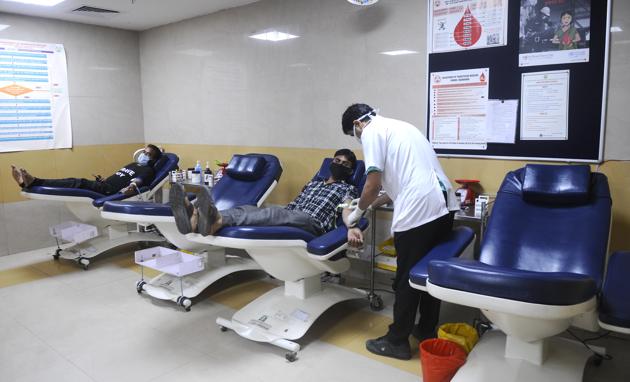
[367,208,384,311]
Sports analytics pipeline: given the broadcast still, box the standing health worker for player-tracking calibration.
[342,103,458,360]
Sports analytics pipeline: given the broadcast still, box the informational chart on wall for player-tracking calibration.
[427,0,609,162]
[430,0,508,53]
[0,39,71,153]
[429,68,489,150]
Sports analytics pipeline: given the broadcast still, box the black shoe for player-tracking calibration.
[412,326,436,342]
[366,336,411,360]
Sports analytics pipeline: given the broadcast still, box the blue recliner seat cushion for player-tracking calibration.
[102,193,196,216]
[25,186,105,199]
[409,226,475,287]
[218,226,316,242]
[429,258,597,305]
[213,154,282,211]
[480,167,611,290]
[599,251,630,329]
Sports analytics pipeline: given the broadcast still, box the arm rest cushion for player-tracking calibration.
[307,218,369,256]
[428,258,596,306]
[409,226,475,287]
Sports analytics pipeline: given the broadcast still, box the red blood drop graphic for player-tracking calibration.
[453,6,482,48]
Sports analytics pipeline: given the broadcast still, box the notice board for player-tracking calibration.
[426,0,611,162]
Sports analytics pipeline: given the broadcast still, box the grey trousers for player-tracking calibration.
[220,205,324,236]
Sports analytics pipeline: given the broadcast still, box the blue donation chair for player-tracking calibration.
[21,151,179,269]
[186,158,369,360]
[425,164,612,382]
[101,154,283,310]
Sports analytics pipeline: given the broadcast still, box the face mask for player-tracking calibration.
[137,152,150,166]
[329,162,353,181]
[352,108,378,143]
[353,124,362,144]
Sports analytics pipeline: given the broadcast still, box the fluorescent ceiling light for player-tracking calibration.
[4,0,65,5]
[610,26,623,33]
[0,25,10,32]
[249,31,299,42]
[380,50,419,56]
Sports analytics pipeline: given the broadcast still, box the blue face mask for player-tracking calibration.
[137,152,150,166]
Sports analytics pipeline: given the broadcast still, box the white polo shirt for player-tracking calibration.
[361,115,453,233]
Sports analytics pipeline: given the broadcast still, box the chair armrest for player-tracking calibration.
[307,218,368,258]
[409,226,475,288]
[92,186,149,207]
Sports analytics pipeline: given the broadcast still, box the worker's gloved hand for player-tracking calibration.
[347,206,365,227]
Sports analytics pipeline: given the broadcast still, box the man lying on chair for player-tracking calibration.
[170,148,365,241]
[11,144,162,197]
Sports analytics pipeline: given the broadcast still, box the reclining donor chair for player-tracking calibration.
[21,150,179,269]
[100,154,282,310]
[184,158,369,361]
[424,164,612,382]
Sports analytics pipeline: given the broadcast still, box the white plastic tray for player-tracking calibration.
[135,247,204,277]
[49,221,98,244]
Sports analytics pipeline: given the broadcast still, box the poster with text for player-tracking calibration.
[519,0,591,67]
[429,68,489,150]
[431,0,508,53]
[0,39,71,153]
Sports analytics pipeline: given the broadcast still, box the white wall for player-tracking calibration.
[0,12,144,145]
[139,0,426,149]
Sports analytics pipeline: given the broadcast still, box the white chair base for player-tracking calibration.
[216,276,366,360]
[451,330,599,382]
[57,224,164,269]
[137,250,261,311]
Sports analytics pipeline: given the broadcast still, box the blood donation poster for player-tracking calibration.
[429,68,489,150]
[430,0,508,53]
[519,0,591,67]
[0,39,71,153]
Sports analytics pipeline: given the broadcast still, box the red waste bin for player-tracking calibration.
[420,338,467,382]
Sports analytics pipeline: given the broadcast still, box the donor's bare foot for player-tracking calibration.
[10,165,24,187]
[19,168,35,188]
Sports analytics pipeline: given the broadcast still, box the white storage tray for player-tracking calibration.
[49,221,98,244]
[135,247,204,277]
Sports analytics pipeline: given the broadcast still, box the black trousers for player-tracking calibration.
[30,178,116,195]
[386,212,454,344]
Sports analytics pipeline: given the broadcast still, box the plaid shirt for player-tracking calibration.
[285,179,358,233]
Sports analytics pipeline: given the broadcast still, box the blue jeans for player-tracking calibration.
[220,205,324,236]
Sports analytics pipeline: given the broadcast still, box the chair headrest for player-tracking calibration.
[313,158,366,191]
[148,153,179,189]
[522,164,591,205]
[226,154,267,181]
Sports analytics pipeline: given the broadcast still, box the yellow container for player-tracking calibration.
[377,237,396,256]
[437,323,479,353]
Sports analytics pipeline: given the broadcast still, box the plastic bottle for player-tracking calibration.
[192,160,203,184]
[204,161,213,186]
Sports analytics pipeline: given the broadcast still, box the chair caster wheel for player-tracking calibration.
[369,295,383,311]
[79,258,90,270]
[53,249,61,260]
[136,280,146,294]
[177,296,192,311]
[285,351,297,362]
[220,326,228,332]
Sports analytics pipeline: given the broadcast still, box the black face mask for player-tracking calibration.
[329,162,353,182]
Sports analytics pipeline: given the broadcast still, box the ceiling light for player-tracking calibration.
[4,0,66,5]
[610,26,623,33]
[347,0,379,5]
[380,50,419,56]
[249,31,299,42]
[0,25,10,32]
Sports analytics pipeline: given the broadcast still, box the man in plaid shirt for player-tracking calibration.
[170,149,360,237]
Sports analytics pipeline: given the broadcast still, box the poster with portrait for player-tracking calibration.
[519,0,591,67]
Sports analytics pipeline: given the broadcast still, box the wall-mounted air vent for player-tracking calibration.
[71,6,120,18]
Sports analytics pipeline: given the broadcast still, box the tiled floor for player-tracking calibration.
[0,246,629,382]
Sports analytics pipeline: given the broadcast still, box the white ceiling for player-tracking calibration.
[0,0,260,31]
